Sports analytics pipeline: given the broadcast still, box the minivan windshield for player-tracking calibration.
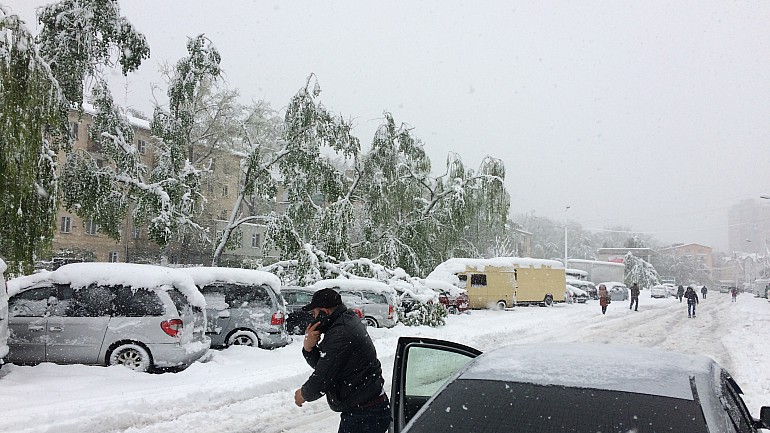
[407,379,709,433]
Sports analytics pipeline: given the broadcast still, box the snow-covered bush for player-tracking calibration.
[399,302,447,327]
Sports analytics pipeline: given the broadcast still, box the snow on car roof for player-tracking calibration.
[460,343,716,400]
[6,263,205,308]
[179,267,281,294]
[311,278,397,295]
[428,257,564,282]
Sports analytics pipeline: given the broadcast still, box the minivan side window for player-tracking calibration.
[112,286,165,317]
[168,289,195,315]
[226,284,271,309]
[9,286,57,317]
[362,291,387,304]
[65,284,114,317]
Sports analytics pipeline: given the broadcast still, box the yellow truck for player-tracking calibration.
[427,257,566,309]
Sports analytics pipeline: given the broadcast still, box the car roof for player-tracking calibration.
[458,343,717,400]
[179,267,281,294]
[6,263,206,308]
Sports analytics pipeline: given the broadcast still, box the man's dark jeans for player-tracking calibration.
[339,400,391,433]
[630,296,638,311]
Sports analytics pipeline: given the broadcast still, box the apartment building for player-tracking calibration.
[50,107,276,267]
[657,243,713,280]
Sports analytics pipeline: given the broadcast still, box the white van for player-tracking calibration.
[0,259,8,370]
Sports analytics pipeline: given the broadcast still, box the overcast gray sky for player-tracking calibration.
[7,0,770,251]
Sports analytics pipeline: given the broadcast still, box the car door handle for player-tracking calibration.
[28,325,45,332]
[48,326,64,332]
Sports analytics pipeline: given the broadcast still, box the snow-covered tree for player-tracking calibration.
[267,75,360,262]
[653,253,712,286]
[0,10,68,273]
[36,0,149,108]
[624,252,660,288]
[354,114,508,276]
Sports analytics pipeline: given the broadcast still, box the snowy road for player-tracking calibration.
[0,292,768,433]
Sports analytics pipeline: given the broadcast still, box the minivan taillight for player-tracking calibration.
[388,304,394,319]
[271,311,285,325]
[161,319,183,337]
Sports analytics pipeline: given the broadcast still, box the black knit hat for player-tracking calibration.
[302,287,342,311]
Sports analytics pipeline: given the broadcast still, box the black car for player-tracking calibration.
[391,337,770,433]
[280,287,315,335]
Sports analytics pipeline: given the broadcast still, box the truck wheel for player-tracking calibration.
[543,295,553,306]
[496,301,506,310]
[448,305,459,315]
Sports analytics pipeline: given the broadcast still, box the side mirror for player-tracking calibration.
[759,406,770,429]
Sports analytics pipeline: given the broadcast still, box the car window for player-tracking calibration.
[405,346,476,397]
[64,284,113,317]
[168,289,194,315]
[407,379,709,433]
[284,290,313,305]
[112,286,165,317]
[201,283,273,309]
[8,286,57,317]
[361,291,387,304]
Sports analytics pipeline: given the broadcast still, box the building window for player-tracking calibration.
[85,219,98,236]
[137,139,147,155]
[70,122,79,140]
[132,228,141,240]
[222,184,229,198]
[60,216,72,233]
[470,274,487,287]
[252,233,261,249]
[108,251,119,263]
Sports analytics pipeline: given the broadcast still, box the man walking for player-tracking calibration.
[677,285,685,303]
[294,288,391,433]
[629,283,640,311]
[701,285,708,299]
[684,285,699,318]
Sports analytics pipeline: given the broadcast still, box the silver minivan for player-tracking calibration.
[312,279,399,328]
[6,263,209,372]
[0,259,8,370]
[180,267,290,349]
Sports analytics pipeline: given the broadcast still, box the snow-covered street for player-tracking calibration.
[1,291,768,433]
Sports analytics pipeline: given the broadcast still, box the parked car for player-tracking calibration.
[601,281,628,301]
[650,284,669,298]
[0,259,8,370]
[312,279,398,328]
[390,337,770,433]
[663,283,678,297]
[6,263,209,372]
[422,279,469,314]
[281,286,366,335]
[565,284,589,303]
[180,267,290,349]
[566,279,597,300]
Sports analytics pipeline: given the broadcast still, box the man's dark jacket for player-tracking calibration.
[301,305,385,412]
[684,289,699,305]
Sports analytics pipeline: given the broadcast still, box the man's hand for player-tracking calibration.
[303,321,321,352]
[294,388,306,407]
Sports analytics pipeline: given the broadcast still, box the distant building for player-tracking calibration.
[728,199,770,254]
[658,243,714,280]
[596,247,655,264]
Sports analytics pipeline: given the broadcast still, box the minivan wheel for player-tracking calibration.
[364,317,379,328]
[109,343,152,372]
[496,301,506,310]
[543,295,554,306]
[448,305,459,315]
[227,330,260,347]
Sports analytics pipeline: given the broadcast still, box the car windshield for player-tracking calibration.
[407,379,709,433]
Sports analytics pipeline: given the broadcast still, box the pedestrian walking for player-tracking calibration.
[677,285,685,303]
[684,285,699,318]
[701,285,708,299]
[599,283,610,315]
[629,283,640,311]
[731,287,738,302]
[294,288,391,433]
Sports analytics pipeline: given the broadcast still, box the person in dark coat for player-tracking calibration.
[701,286,708,299]
[294,288,391,433]
[677,285,685,303]
[598,284,610,315]
[629,283,640,311]
[684,285,699,318]
[731,287,738,302]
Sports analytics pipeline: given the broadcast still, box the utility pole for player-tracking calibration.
[564,206,570,270]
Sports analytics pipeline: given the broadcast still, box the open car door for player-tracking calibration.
[391,337,481,433]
